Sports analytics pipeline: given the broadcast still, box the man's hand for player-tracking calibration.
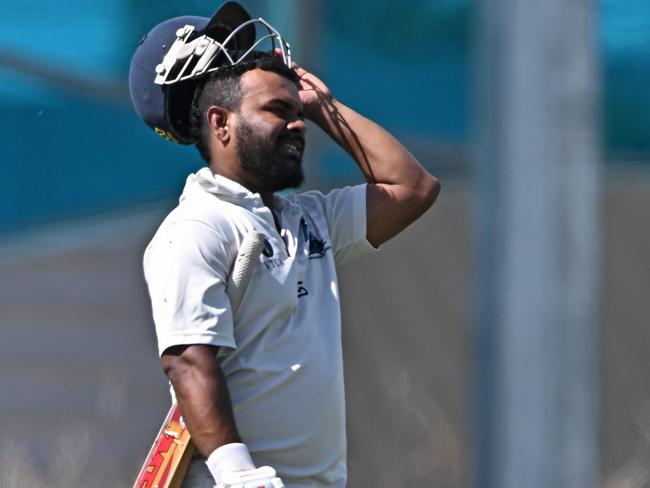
[215,466,285,488]
[206,443,285,488]
[273,49,333,119]
[292,62,333,120]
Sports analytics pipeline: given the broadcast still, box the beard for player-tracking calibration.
[235,119,305,193]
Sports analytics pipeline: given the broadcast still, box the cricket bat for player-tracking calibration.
[132,403,192,488]
[133,231,266,488]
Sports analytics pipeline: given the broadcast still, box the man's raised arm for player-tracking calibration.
[294,63,441,247]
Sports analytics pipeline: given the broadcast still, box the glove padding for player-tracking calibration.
[215,465,285,488]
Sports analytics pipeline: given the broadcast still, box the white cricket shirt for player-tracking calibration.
[143,168,375,487]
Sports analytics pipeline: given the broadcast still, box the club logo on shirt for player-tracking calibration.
[264,257,286,270]
[308,233,329,259]
[301,218,330,259]
[262,239,274,258]
[261,238,287,270]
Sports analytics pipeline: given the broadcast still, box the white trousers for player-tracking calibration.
[181,456,214,488]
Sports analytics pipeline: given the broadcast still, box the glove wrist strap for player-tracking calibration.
[206,442,255,482]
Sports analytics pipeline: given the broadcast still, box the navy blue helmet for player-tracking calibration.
[128,2,291,144]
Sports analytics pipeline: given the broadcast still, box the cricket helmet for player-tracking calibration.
[128,1,291,144]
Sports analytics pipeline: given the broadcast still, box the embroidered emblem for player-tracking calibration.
[301,219,330,259]
[308,233,329,259]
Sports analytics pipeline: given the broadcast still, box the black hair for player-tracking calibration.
[189,51,299,163]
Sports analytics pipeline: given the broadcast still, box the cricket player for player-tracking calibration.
[129,2,440,487]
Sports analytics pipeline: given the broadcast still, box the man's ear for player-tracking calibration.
[207,106,232,145]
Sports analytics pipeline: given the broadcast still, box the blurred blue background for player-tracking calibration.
[1,0,649,231]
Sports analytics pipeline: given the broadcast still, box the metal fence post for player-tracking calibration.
[473,0,601,486]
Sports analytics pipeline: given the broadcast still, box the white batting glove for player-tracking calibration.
[207,443,285,488]
[216,466,284,487]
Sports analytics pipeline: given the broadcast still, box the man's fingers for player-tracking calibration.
[271,47,305,75]
[272,47,292,63]
[268,48,325,100]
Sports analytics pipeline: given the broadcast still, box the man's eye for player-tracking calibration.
[270,107,286,117]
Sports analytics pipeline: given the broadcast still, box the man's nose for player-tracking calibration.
[287,118,306,136]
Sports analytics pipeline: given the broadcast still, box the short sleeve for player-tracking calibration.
[143,219,237,356]
[298,184,377,265]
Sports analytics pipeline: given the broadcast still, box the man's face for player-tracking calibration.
[234,69,306,194]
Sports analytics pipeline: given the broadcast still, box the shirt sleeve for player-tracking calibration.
[143,219,237,356]
[299,184,378,265]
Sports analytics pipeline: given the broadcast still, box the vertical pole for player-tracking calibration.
[473,0,601,487]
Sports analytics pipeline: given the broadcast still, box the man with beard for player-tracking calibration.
[132,8,440,488]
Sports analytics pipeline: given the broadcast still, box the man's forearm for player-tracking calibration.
[309,99,428,187]
[308,98,440,246]
[162,345,241,457]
